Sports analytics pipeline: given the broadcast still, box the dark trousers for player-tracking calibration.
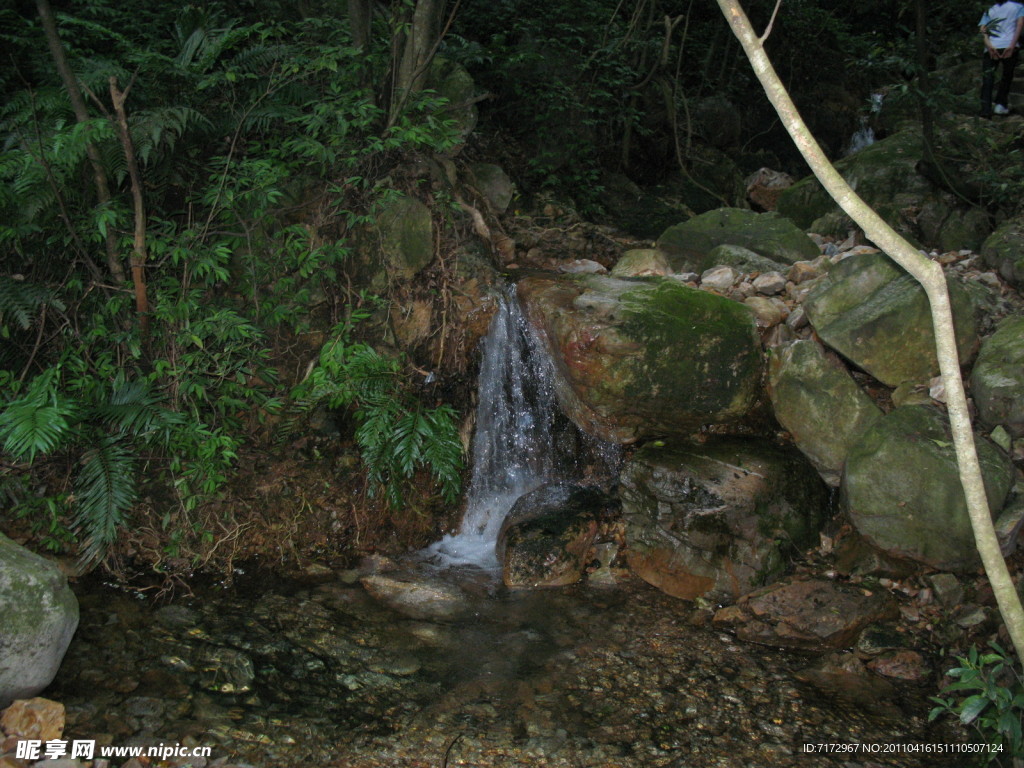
[981,48,1019,115]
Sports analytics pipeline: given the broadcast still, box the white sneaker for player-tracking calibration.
[994,104,1010,115]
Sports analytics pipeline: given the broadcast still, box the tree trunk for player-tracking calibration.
[109,77,150,339]
[715,0,1024,663]
[388,0,447,125]
[35,0,125,286]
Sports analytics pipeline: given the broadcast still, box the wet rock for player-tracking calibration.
[610,249,671,278]
[795,653,897,706]
[361,572,468,620]
[842,406,1015,571]
[713,577,897,650]
[743,296,786,328]
[621,438,828,602]
[767,340,883,486]
[954,604,988,629]
[855,624,907,656]
[657,208,819,272]
[496,484,615,589]
[802,251,978,387]
[866,650,930,682]
[970,316,1024,437]
[927,573,963,608]
[0,535,79,708]
[700,265,739,293]
[0,698,64,741]
[517,274,761,443]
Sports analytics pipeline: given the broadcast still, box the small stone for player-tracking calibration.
[891,381,931,408]
[927,573,963,608]
[954,604,987,628]
[744,297,785,328]
[787,261,820,285]
[785,306,808,331]
[559,259,606,274]
[995,488,1024,556]
[928,376,946,403]
[0,698,64,741]
[990,425,1012,453]
[752,271,787,295]
[700,265,739,293]
[855,624,905,656]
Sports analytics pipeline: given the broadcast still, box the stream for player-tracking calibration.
[49,564,959,768]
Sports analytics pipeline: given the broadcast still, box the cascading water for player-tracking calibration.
[845,91,884,156]
[427,285,617,567]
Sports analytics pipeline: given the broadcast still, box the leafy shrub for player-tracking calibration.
[930,642,1024,764]
[290,314,462,509]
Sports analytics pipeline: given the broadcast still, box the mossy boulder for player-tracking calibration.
[970,316,1024,437]
[610,248,671,278]
[426,57,477,149]
[701,244,787,275]
[496,483,616,588]
[517,274,762,443]
[0,534,79,707]
[802,251,978,387]
[376,195,434,279]
[767,340,883,486]
[980,217,1024,288]
[468,163,514,213]
[777,129,933,239]
[842,406,1016,572]
[621,438,829,601]
[656,208,819,273]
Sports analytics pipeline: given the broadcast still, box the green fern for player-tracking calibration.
[73,436,137,565]
[0,369,76,462]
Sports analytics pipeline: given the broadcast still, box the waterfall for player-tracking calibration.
[426,286,617,568]
[845,92,884,156]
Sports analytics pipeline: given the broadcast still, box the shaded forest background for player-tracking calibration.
[0,0,1004,578]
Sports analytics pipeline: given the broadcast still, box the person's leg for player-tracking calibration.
[995,49,1020,111]
[982,53,998,116]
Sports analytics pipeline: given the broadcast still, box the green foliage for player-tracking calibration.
[930,642,1024,764]
[291,316,463,508]
[0,1,465,565]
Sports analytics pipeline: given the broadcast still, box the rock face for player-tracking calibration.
[712,577,897,650]
[802,251,977,387]
[656,208,819,273]
[980,215,1024,288]
[767,339,883,486]
[842,406,1016,572]
[620,438,828,601]
[496,483,615,588]
[376,195,434,279]
[0,534,79,708]
[970,316,1024,437]
[517,274,762,443]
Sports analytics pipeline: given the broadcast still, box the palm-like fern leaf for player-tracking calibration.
[0,368,77,462]
[73,436,137,564]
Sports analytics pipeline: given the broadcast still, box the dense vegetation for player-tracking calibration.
[0,0,981,572]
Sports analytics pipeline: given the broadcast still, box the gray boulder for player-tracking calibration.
[842,406,1016,572]
[0,534,79,707]
[376,195,434,279]
[656,208,819,273]
[767,340,883,486]
[701,244,787,276]
[621,438,828,602]
[802,251,977,387]
[970,316,1024,437]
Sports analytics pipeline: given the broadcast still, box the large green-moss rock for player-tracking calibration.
[970,316,1024,437]
[426,57,477,148]
[842,406,1015,572]
[802,251,977,387]
[980,217,1024,288]
[517,274,762,443]
[376,195,434,279]
[656,208,819,273]
[0,534,79,707]
[777,129,932,236]
[621,438,828,601]
[767,340,883,486]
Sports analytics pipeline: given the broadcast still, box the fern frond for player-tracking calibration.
[0,369,77,462]
[95,379,185,441]
[73,436,137,564]
[0,276,66,331]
